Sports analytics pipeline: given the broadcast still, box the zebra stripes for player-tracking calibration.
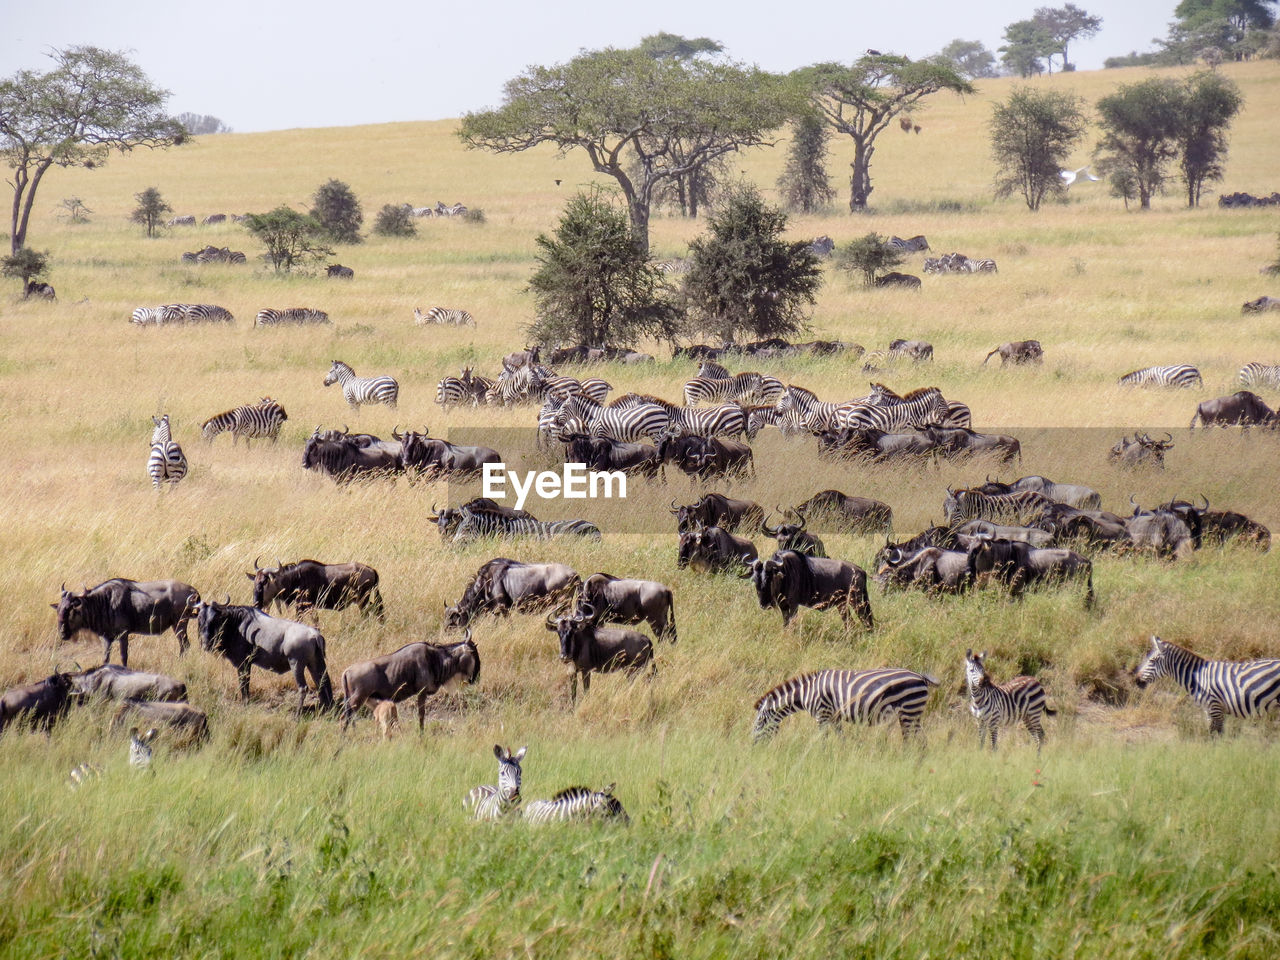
[414,306,475,326]
[554,394,670,443]
[752,669,939,741]
[541,375,613,404]
[697,360,731,379]
[254,308,330,326]
[774,385,845,432]
[523,784,629,824]
[202,399,288,445]
[131,304,234,325]
[452,507,603,544]
[489,363,551,405]
[944,488,1054,526]
[964,650,1054,750]
[129,727,158,769]
[148,414,188,488]
[683,373,783,406]
[464,745,526,821]
[1117,365,1203,388]
[886,234,930,253]
[436,370,496,409]
[838,387,949,431]
[1135,636,1280,736]
[323,360,399,410]
[1239,363,1280,389]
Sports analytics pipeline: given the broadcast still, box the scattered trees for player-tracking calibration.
[680,184,822,343]
[777,113,836,213]
[933,39,1000,79]
[526,188,676,349]
[0,45,185,255]
[1001,6,1102,75]
[990,87,1088,210]
[1000,20,1056,76]
[796,55,973,212]
[460,47,800,253]
[1034,4,1104,71]
[131,187,171,237]
[245,207,334,272]
[834,233,905,287]
[1176,71,1245,206]
[310,179,363,243]
[373,204,417,238]
[57,196,92,224]
[176,113,230,135]
[1105,0,1275,65]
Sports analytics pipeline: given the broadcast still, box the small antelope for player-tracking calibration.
[372,700,399,740]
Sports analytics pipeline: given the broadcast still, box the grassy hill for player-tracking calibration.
[2,61,1280,958]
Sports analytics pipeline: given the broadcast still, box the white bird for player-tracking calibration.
[1060,165,1100,187]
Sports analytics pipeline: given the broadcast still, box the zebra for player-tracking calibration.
[489,362,551,405]
[129,727,159,770]
[1239,363,1280,389]
[619,394,744,439]
[1117,365,1203,389]
[464,745,526,821]
[523,784,629,824]
[181,303,235,323]
[742,404,805,440]
[886,234,930,253]
[943,488,1054,526]
[541,375,612,405]
[1134,635,1280,736]
[774,385,845,432]
[752,668,940,742]
[697,360,731,379]
[683,373,783,406]
[867,382,972,427]
[964,650,1055,751]
[452,507,602,544]
[323,360,399,410]
[966,258,998,273]
[148,414,188,488]
[436,369,496,409]
[413,306,475,326]
[554,394,670,443]
[656,258,690,275]
[837,387,949,431]
[223,398,287,445]
[130,304,187,326]
[254,308,330,326]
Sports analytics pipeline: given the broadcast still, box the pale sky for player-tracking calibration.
[2,0,1180,133]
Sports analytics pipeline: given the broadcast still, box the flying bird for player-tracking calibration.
[1060,165,1100,187]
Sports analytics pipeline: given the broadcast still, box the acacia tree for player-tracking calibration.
[526,188,676,349]
[933,39,1000,79]
[990,87,1087,210]
[777,112,835,213]
[310,179,363,243]
[245,207,333,272]
[459,47,800,253]
[0,46,185,255]
[834,233,905,287]
[1176,71,1244,206]
[796,56,972,213]
[131,186,171,237]
[1033,4,1104,70]
[1093,78,1186,210]
[1000,20,1056,76]
[681,184,822,343]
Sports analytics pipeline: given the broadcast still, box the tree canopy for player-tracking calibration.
[0,46,185,254]
[1174,71,1244,206]
[1033,4,1104,70]
[1093,78,1186,209]
[933,39,1000,79]
[1000,20,1056,76]
[990,87,1088,210]
[245,207,333,272]
[636,32,724,60]
[310,179,363,243]
[796,56,973,212]
[458,47,800,253]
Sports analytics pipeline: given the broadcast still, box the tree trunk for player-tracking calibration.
[848,139,873,213]
[626,195,651,256]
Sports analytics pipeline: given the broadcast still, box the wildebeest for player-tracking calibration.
[247,559,385,620]
[874,545,970,594]
[795,490,893,534]
[1242,296,1280,313]
[874,272,921,290]
[1199,508,1271,550]
[1123,501,1195,559]
[395,427,502,478]
[575,573,676,642]
[25,280,56,300]
[658,435,753,480]
[743,550,874,628]
[983,340,1043,365]
[546,605,655,705]
[196,598,334,715]
[966,538,1094,606]
[52,579,201,667]
[0,671,75,734]
[888,339,933,362]
[1189,391,1277,429]
[810,235,835,257]
[671,493,764,534]
[1108,433,1174,468]
[1046,510,1132,550]
[920,425,1021,463]
[428,498,538,541]
[760,508,826,557]
[818,426,937,462]
[70,664,187,702]
[444,558,580,629]
[976,475,1102,510]
[563,433,661,478]
[327,264,354,279]
[339,635,480,730]
[677,525,759,574]
[111,699,209,743]
[302,430,403,481]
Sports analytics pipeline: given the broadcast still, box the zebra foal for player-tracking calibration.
[323,360,399,410]
[524,784,629,824]
[964,650,1055,751]
[464,745,526,821]
[148,414,188,488]
[1134,636,1280,736]
[752,668,939,741]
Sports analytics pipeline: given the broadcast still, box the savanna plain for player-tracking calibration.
[3,61,1280,959]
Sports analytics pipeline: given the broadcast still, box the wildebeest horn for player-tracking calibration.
[392,424,402,440]
[423,424,430,436]
[669,499,679,514]
[761,513,779,536]
[253,556,262,571]
[1199,494,1210,511]
[223,594,231,604]
[275,557,283,570]
[545,611,559,628]
[341,424,349,436]
[60,581,66,592]
[462,627,472,644]
[793,508,807,532]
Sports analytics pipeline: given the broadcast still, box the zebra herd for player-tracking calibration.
[923,252,998,274]
[131,304,235,325]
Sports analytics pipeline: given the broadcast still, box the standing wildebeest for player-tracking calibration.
[874,545,970,594]
[339,635,480,731]
[743,550,874,629]
[444,558,580,628]
[966,538,1094,606]
[0,671,75,734]
[795,490,893,534]
[575,573,677,642]
[546,605,655,705]
[196,598,334,716]
[70,664,187,702]
[671,493,764,533]
[761,508,827,557]
[247,559,385,620]
[302,431,403,481]
[1108,433,1174,468]
[327,264,354,279]
[395,427,502,478]
[983,341,1043,365]
[52,579,201,666]
[677,525,758,574]
[1189,391,1277,429]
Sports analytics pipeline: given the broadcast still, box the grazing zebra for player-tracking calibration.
[203,398,287,445]
[1239,362,1280,389]
[148,414,188,488]
[541,375,611,405]
[1117,365,1203,389]
[618,394,745,439]
[774,385,845,432]
[464,745,526,821]
[1134,636,1280,736]
[435,368,496,409]
[524,784,629,824]
[452,508,602,544]
[323,360,399,410]
[837,386,948,431]
[554,394,670,443]
[129,727,158,770]
[964,650,1055,751]
[130,304,187,326]
[254,307,330,326]
[966,258,998,273]
[752,668,940,741]
[413,306,475,327]
[181,303,235,323]
[943,488,1054,526]
[886,234,930,253]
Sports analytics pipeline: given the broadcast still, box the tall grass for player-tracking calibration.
[2,61,1280,958]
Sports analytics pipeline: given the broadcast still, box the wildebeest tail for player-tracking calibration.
[983,348,998,365]
[666,594,677,643]
[315,642,335,709]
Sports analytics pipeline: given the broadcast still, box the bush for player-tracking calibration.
[2,247,50,295]
[310,179,363,243]
[462,207,486,224]
[130,187,170,238]
[834,232,905,287]
[245,207,333,272]
[373,204,417,238]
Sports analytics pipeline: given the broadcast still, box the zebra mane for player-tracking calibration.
[899,386,942,401]
[550,785,594,802]
[785,385,818,400]
[619,392,676,410]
